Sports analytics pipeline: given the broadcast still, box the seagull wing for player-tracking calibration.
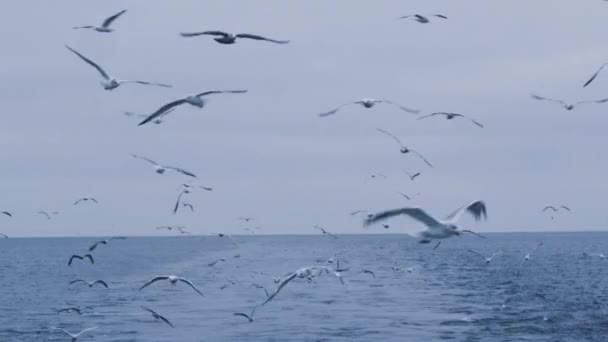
[409,149,434,168]
[399,192,411,200]
[530,94,566,105]
[234,312,254,321]
[1,211,12,217]
[363,269,376,278]
[542,206,557,212]
[461,230,487,239]
[178,278,204,296]
[51,327,73,337]
[164,166,197,178]
[378,100,420,114]
[84,254,95,264]
[174,191,186,214]
[560,205,571,212]
[138,99,188,126]
[73,198,84,205]
[376,128,404,147]
[119,80,172,88]
[101,9,127,28]
[38,211,51,219]
[65,45,110,80]
[181,30,230,37]
[416,112,445,120]
[94,280,109,288]
[195,89,248,97]
[364,207,441,227]
[0,233,7,238]
[434,14,448,19]
[139,276,169,291]
[74,327,99,338]
[235,33,289,44]
[490,251,503,259]
[69,279,87,285]
[583,63,607,87]
[263,272,298,305]
[318,102,358,117]
[183,203,194,212]
[467,249,486,260]
[130,154,160,167]
[445,200,487,223]
[68,255,83,266]
[158,314,175,328]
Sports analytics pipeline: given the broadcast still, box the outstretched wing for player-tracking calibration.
[85,254,95,264]
[318,102,357,117]
[364,207,441,227]
[65,45,110,80]
[467,249,486,260]
[376,128,404,147]
[434,14,448,19]
[416,112,445,121]
[263,272,298,305]
[234,312,253,321]
[102,9,127,28]
[445,200,487,223]
[178,278,204,296]
[530,94,565,105]
[378,100,420,114]
[165,166,197,178]
[74,326,99,338]
[195,89,248,97]
[542,206,557,212]
[583,63,607,87]
[560,205,571,212]
[130,154,159,166]
[94,280,109,288]
[235,33,289,44]
[138,99,187,126]
[119,80,172,88]
[69,279,86,285]
[139,276,169,291]
[410,149,434,168]
[180,31,229,37]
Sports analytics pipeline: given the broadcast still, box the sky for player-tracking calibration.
[1,0,608,237]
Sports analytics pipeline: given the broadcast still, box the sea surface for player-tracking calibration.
[1,232,608,341]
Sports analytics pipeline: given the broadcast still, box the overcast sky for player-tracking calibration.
[1,0,608,237]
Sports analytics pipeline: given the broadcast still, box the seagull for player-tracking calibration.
[66,45,172,91]
[131,154,196,178]
[376,128,433,167]
[1,211,12,217]
[139,275,204,296]
[399,14,448,23]
[38,211,59,220]
[530,94,608,111]
[73,9,126,32]
[362,269,376,278]
[73,197,98,206]
[179,181,214,193]
[141,306,175,328]
[56,307,82,315]
[364,201,487,244]
[138,90,248,126]
[319,98,419,117]
[313,225,338,239]
[88,240,108,252]
[234,308,256,322]
[404,171,421,181]
[542,205,571,213]
[181,203,195,212]
[517,242,543,276]
[180,31,289,44]
[51,327,98,341]
[68,254,94,266]
[215,232,238,246]
[263,266,344,305]
[239,217,255,222]
[583,63,608,87]
[177,227,191,235]
[467,249,502,264]
[124,108,175,125]
[417,112,483,128]
[69,279,109,288]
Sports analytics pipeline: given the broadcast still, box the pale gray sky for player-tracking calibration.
[1,0,607,237]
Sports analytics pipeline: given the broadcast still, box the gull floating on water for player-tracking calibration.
[68,254,94,266]
[139,275,204,296]
[364,201,487,244]
[530,93,608,111]
[583,63,608,87]
[73,197,98,206]
[131,154,196,178]
[66,45,172,91]
[399,14,448,23]
[263,266,344,305]
[73,9,126,32]
[417,112,483,128]
[138,90,248,126]
[467,249,502,264]
[69,279,109,288]
[319,98,419,117]
[141,306,175,328]
[313,225,338,239]
[51,327,98,341]
[180,31,289,44]
[377,128,433,167]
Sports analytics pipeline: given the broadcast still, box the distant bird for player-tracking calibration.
[180,31,289,44]
[177,227,191,235]
[399,14,448,23]
[56,307,82,315]
[68,254,94,266]
[73,9,126,32]
[417,112,483,128]
[51,326,98,341]
[131,154,196,178]
[138,90,248,126]
[73,197,98,206]
[370,173,387,179]
[520,242,543,266]
[0,233,7,238]
[139,275,204,296]
[66,45,171,91]
[313,225,338,239]
[38,211,59,220]
[88,240,108,252]
[586,252,606,259]
[542,205,571,213]
[1,211,12,217]
[239,217,255,222]
[124,108,175,125]
[214,232,238,246]
[376,128,433,167]
[583,63,608,87]
[530,94,608,111]
[364,200,487,244]
[141,306,175,328]
[467,249,502,264]
[263,266,344,305]
[319,98,419,117]
[181,203,195,212]
[69,279,109,288]
[382,224,390,229]
[234,308,256,322]
[399,192,411,200]
[362,269,376,278]
[404,171,421,181]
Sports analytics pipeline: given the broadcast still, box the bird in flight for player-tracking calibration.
[313,225,338,239]
[582,62,608,87]
[141,306,175,328]
[88,240,108,252]
[73,197,98,206]
[131,154,196,178]
[398,192,411,200]
[68,254,95,266]
[66,45,172,91]
[399,14,448,23]
[156,225,186,232]
[239,217,255,222]
[319,98,419,117]
[69,279,109,288]
[417,112,483,128]
[234,308,256,322]
[38,211,59,220]
[467,249,502,264]
[180,31,289,44]
[73,9,127,32]
[1,211,12,217]
[542,205,571,213]
[263,266,344,305]
[139,275,204,296]
[181,203,195,212]
[376,128,433,167]
[50,326,98,341]
[530,94,608,111]
[138,90,248,126]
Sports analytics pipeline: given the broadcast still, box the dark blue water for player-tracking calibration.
[1,233,607,341]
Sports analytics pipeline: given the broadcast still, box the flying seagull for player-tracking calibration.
[319,98,419,117]
[364,200,487,244]
[467,249,502,264]
[73,9,127,32]
[399,14,448,23]
[234,308,256,322]
[542,205,571,213]
[138,90,248,126]
[362,269,376,278]
[156,225,185,232]
[68,254,94,266]
[141,306,175,328]
[51,327,98,341]
[38,211,59,220]
[66,45,172,91]
[376,128,433,167]
[88,240,108,251]
[73,197,98,205]
[1,211,12,217]
[404,171,421,181]
[124,108,175,125]
[583,63,608,87]
[313,225,338,239]
[69,279,109,288]
[530,93,608,111]
[131,154,196,178]
[263,266,344,305]
[417,112,483,127]
[139,275,204,296]
[181,203,195,212]
[520,242,543,266]
[180,31,289,44]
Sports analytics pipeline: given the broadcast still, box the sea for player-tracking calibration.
[1,232,607,342]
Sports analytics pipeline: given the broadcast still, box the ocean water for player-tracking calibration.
[1,232,608,341]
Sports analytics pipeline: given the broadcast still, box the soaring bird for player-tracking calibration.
[417,112,483,128]
[66,45,171,91]
[583,63,608,87]
[181,203,195,212]
[180,31,289,44]
[131,154,196,178]
[399,14,448,23]
[319,98,419,117]
[364,201,487,244]
[73,197,98,205]
[1,211,12,217]
[73,9,127,32]
[234,308,256,322]
[530,94,608,111]
[139,275,204,296]
[138,90,248,126]
[313,225,338,239]
[467,249,502,264]
[69,279,109,288]
[88,240,108,252]
[520,242,543,265]
[376,128,433,167]
[38,211,59,220]
[542,205,571,213]
[51,327,98,341]
[68,254,94,266]
[141,306,175,328]
[263,266,344,305]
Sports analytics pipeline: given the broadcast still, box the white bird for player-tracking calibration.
[66,45,172,91]
[180,31,289,44]
[263,266,344,305]
[69,279,109,288]
[313,225,338,239]
[376,128,433,167]
[124,108,175,125]
[364,201,487,244]
[138,90,248,126]
[131,154,196,178]
[467,249,502,264]
[51,326,98,341]
[520,242,543,266]
[319,98,419,117]
[139,275,204,296]
[417,112,483,128]
[583,62,608,87]
[530,93,608,111]
[73,9,126,32]
[73,197,98,206]
[141,306,175,328]
[399,14,448,23]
